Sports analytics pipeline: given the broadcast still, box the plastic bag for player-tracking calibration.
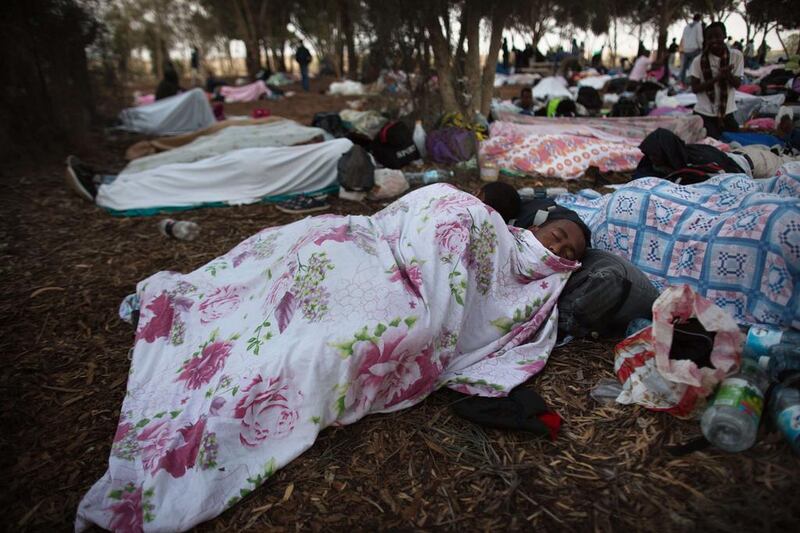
[613,285,743,417]
[368,169,409,200]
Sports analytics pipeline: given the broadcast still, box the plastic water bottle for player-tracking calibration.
[590,378,624,404]
[404,169,453,185]
[518,187,569,200]
[701,359,770,452]
[413,120,427,159]
[743,325,800,382]
[769,376,800,454]
[158,219,200,241]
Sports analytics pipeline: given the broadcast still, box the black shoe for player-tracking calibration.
[275,195,330,214]
[65,155,98,201]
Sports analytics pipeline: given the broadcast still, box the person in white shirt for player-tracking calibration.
[688,21,743,139]
[679,13,704,83]
[628,50,652,82]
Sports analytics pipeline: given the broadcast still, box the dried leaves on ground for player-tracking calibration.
[1,86,798,532]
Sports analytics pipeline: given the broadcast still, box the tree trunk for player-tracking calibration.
[425,7,459,113]
[341,0,358,78]
[463,2,482,114]
[479,4,510,117]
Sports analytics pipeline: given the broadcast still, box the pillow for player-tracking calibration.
[557,249,660,338]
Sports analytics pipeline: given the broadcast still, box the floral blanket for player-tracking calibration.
[557,163,800,329]
[480,121,645,180]
[76,184,577,532]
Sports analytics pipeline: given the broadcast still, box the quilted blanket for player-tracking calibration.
[557,162,800,328]
[76,184,578,531]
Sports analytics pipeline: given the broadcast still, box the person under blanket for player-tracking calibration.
[557,165,800,328]
[64,138,354,214]
[476,182,590,261]
[688,21,743,140]
[77,183,582,532]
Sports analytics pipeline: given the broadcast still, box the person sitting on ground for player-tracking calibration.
[155,63,182,101]
[628,49,652,83]
[514,87,535,115]
[688,21,743,140]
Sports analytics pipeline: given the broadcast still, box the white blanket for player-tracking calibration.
[118,89,216,136]
[97,139,353,214]
[121,121,326,176]
[76,183,577,531]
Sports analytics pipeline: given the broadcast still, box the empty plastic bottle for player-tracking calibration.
[590,378,624,404]
[404,169,454,185]
[769,375,800,454]
[518,187,570,200]
[701,359,770,452]
[413,120,427,159]
[743,325,800,382]
[158,219,200,241]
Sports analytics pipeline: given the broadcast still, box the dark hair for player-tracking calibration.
[520,87,532,96]
[540,205,592,246]
[481,182,521,222]
[704,21,726,39]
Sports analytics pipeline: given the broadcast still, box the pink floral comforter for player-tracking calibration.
[219,80,270,102]
[480,121,645,180]
[76,184,578,532]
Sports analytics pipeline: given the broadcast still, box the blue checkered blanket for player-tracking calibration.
[557,162,800,329]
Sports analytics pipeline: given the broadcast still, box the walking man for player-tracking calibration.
[295,42,312,92]
[680,13,704,83]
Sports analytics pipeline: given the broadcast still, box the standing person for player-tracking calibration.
[668,38,679,67]
[688,22,743,139]
[744,39,756,68]
[571,38,579,56]
[680,13,704,83]
[502,38,510,70]
[757,41,769,65]
[295,42,312,92]
[190,47,201,86]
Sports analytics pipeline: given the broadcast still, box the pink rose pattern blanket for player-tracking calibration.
[76,184,577,532]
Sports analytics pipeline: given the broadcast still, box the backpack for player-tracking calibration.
[337,145,375,191]
[312,112,347,138]
[610,97,641,117]
[577,86,602,111]
[664,162,724,185]
[369,121,420,169]
[425,127,477,164]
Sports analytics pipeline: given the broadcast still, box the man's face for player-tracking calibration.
[520,91,533,110]
[531,219,587,261]
[707,27,726,56]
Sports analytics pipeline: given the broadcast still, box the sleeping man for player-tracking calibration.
[77,183,586,532]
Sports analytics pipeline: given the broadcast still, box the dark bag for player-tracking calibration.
[370,121,420,169]
[557,249,660,338]
[312,112,347,138]
[610,97,641,117]
[337,145,375,191]
[426,127,477,164]
[577,86,602,111]
[664,163,725,185]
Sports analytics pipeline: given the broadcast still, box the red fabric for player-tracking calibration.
[250,108,271,119]
[537,412,562,441]
[738,84,761,95]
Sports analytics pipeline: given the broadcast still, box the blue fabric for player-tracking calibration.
[556,165,800,329]
[721,131,784,147]
[300,64,309,92]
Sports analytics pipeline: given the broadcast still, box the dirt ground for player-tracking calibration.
[1,78,799,532]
